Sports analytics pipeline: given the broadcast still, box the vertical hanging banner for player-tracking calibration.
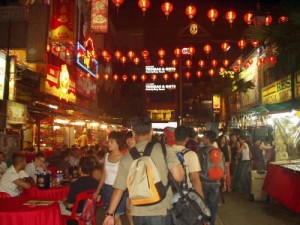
[0,52,6,100]
[50,0,76,42]
[91,0,108,33]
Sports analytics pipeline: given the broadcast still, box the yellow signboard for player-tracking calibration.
[295,72,300,99]
[262,76,291,104]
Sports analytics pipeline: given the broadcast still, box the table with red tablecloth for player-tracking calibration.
[0,196,63,225]
[263,163,300,213]
[22,186,70,201]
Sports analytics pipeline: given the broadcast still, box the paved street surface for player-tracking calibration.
[96,192,300,225]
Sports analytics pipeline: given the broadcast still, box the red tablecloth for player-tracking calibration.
[263,163,300,213]
[22,186,70,201]
[0,196,63,225]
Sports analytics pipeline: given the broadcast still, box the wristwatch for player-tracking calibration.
[105,212,114,217]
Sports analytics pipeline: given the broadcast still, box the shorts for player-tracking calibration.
[102,183,126,216]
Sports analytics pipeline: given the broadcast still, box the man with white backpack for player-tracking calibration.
[103,116,184,225]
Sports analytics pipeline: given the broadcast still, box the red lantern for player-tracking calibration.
[225,10,236,27]
[208,69,214,76]
[221,42,230,52]
[104,74,109,80]
[101,50,109,58]
[161,1,173,18]
[173,73,179,80]
[141,49,149,59]
[122,74,128,82]
[198,59,205,68]
[188,46,196,56]
[158,48,166,58]
[248,59,253,65]
[114,50,122,60]
[260,57,266,64]
[265,15,273,26]
[141,74,147,81]
[174,48,181,57]
[244,63,250,69]
[113,74,119,81]
[269,56,277,64]
[278,16,288,23]
[54,46,61,53]
[238,39,247,50]
[138,0,150,15]
[207,8,218,25]
[158,59,165,66]
[151,74,157,81]
[203,44,212,54]
[219,67,225,73]
[46,44,51,52]
[105,55,112,62]
[120,56,127,64]
[185,59,192,68]
[244,12,253,25]
[223,59,230,67]
[196,70,203,78]
[87,73,91,78]
[251,40,260,47]
[185,4,197,19]
[163,73,169,81]
[211,59,218,67]
[112,0,124,8]
[127,51,135,59]
[133,57,140,65]
[171,59,178,67]
[233,66,239,72]
[185,72,191,79]
[96,74,100,79]
[131,74,138,81]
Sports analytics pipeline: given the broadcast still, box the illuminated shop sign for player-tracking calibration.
[145,66,176,74]
[0,51,6,100]
[91,0,108,33]
[7,101,27,124]
[145,83,176,91]
[76,37,99,78]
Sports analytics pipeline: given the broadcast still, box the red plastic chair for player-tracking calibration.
[0,192,11,198]
[68,189,97,225]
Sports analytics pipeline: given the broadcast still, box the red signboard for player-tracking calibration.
[50,0,75,42]
[76,69,97,101]
[45,64,76,102]
[91,0,108,33]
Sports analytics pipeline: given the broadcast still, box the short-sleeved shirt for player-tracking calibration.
[0,166,29,197]
[113,141,180,216]
[25,162,44,182]
[0,161,7,175]
[67,176,98,213]
[173,145,201,188]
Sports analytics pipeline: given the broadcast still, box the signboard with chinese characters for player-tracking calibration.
[145,83,176,91]
[213,95,220,110]
[7,101,27,124]
[262,76,291,104]
[76,69,97,101]
[294,71,300,99]
[145,66,176,74]
[0,51,6,100]
[50,0,76,42]
[91,0,108,33]
[9,56,16,101]
[76,37,99,77]
[45,64,76,102]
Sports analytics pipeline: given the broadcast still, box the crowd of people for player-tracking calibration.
[0,115,275,225]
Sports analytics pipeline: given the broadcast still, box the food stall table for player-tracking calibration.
[22,186,70,201]
[0,196,63,225]
[263,163,300,213]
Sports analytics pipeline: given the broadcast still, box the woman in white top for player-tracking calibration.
[238,135,251,193]
[95,131,126,225]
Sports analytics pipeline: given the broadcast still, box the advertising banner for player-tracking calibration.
[45,64,76,102]
[50,0,76,42]
[7,101,27,124]
[76,69,97,101]
[0,52,6,100]
[262,76,291,104]
[91,0,108,33]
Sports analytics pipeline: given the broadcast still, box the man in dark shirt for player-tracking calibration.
[60,156,98,215]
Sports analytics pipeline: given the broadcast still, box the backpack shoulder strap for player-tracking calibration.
[129,147,141,160]
[142,142,155,157]
[182,148,192,156]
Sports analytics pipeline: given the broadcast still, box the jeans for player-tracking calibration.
[202,183,220,225]
[240,160,250,193]
[133,210,171,225]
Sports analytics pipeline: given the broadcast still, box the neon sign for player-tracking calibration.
[76,37,99,78]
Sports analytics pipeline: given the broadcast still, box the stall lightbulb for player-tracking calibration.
[54,119,70,124]
[101,124,108,129]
